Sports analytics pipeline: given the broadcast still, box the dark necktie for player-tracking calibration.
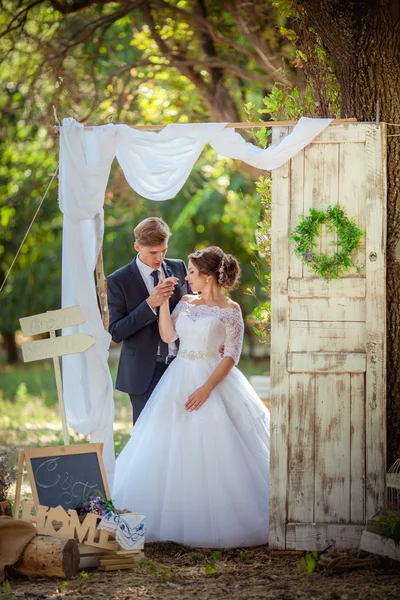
[150,269,160,286]
[150,269,169,359]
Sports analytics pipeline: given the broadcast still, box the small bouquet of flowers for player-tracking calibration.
[76,494,116,517]
[76,493,146,550]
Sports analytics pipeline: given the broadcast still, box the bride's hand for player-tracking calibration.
[185,385,211,411]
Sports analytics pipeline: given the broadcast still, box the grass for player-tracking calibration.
[0,359,132,464]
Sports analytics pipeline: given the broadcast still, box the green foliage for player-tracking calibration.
[289,205,364,281]
[204,551,222,576]
[0,54,60,340]
[238,550,251,563]
[297,550,318,576]
[0,0,296,125]
[0,581,15,600]
[139,558,171,581]
[98,494,117,514]
[244,103,271,149]
[260,82,316,121]
[59,571,89,592]
[244,176,272,343]
[367,511,400,546]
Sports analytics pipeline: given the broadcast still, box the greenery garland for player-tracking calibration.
[289,205,364,281]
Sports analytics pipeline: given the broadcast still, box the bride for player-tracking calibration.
[112,246,270,548]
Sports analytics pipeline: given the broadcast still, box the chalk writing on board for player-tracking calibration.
[35,458,61,488]
[34,457,100,507]
[60,474,98,507]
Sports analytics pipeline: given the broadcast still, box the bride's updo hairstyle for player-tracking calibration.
[188,246,241,291]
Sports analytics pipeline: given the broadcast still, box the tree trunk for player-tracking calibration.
[14,536,79,579]
[296,0,400,466]
[2,331,18,364]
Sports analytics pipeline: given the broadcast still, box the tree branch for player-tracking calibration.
[154,0,288,81]
[230,2,291,85]
[49,0,106,14]
[0,0,43,37]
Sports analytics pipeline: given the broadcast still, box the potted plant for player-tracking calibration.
[360,510,400,561]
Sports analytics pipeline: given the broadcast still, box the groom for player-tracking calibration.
[107,217,190,423]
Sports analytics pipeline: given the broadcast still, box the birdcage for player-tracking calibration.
[387,458,400,510]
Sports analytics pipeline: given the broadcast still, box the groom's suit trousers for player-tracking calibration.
[129,362,169,423]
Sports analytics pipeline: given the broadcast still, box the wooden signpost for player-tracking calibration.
[19,306,95,445]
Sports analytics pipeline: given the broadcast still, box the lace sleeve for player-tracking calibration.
[171,300,184,329]
[221,309,244,365]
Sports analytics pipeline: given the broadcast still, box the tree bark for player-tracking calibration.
[14,536,79,579]
[2,331,18,364]
[96,248,109,331]
[296,0,400,466]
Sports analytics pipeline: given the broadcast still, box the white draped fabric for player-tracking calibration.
[58,116,332,486]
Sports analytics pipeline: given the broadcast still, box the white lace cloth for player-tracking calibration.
[113,300,270,548]
[98,511,146,550]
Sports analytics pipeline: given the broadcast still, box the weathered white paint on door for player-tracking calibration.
[269,123,387,550]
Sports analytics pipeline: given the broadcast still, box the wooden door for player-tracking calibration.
[269,123,387,550]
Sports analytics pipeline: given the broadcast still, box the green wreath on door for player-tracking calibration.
[289,204,364,281]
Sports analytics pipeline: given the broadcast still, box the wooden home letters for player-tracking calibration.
[21,501,118,551]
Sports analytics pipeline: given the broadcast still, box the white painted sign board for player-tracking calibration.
[19,306,95,445]
[21,333,95,362]
[20,306,84,337]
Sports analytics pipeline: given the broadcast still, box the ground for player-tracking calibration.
[4,543,400,600]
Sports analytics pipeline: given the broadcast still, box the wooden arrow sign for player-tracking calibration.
[20,306,84,337]
[21,333,95,363]
[19,306,95,446]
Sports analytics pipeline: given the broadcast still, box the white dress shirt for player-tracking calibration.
[136,254,177,358]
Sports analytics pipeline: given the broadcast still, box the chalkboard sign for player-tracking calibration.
[23,443,110,511]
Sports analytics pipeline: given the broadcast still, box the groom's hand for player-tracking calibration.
[147,278,178,309]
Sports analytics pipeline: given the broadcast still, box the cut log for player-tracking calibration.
[14,535,79,579]
[0,501,12,517]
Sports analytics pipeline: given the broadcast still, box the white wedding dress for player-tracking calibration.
[112,301,270,548]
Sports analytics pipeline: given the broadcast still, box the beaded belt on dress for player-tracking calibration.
[178,350,219,361]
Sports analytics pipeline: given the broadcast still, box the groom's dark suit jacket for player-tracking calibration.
[107,256,189,395]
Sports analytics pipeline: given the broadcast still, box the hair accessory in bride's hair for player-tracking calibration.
[218,255,225,284]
